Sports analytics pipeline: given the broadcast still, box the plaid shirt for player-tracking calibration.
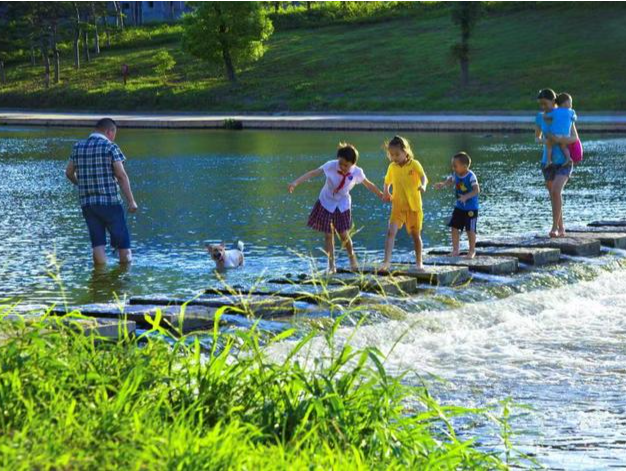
[70,133,126,207]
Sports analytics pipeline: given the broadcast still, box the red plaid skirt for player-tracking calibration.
[307,200,352,234]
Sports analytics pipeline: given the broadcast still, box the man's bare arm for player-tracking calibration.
[65,161,78,185]
[113,161,138,212]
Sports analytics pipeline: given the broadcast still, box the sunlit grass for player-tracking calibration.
[1,4,625,111]
[0,298,525,469]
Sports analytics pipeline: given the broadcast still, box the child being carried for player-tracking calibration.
[543,92,582,165]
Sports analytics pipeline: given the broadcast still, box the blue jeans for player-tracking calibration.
[81,204,131,249]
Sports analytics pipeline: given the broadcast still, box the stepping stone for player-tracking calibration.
[339,265,470,286]
[51,304,218,332]
[571,225,626,233]
[3,314,136,339]
[477,236,601,257]
[422,255,518,275]
[269,274,418,296]
[254,284,360,304]
[129,294,295,318]
[429,247,561,265]
[588,220,626,227]
[564,231,626,249]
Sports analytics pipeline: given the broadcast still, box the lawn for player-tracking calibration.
[1,3,625,112]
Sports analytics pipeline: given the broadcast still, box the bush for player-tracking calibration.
[153,49,176,77]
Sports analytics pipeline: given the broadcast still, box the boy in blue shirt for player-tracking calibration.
[434,152,480,258]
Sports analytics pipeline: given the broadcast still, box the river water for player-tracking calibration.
[1,125,625,468]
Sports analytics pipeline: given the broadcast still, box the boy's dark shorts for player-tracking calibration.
[448,208,478,233]
[542,162,573,182]
[81,204,131,249]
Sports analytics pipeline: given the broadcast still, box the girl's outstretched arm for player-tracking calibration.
[383,183,392,202]
[362,178,384,200]
[288,168,324,193]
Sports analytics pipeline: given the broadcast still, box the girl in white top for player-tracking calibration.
[288,142,384,273]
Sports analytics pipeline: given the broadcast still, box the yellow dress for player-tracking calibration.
[385,158,427,233]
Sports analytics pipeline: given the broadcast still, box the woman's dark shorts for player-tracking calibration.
[81,204,131,249]
[542,162,573,182]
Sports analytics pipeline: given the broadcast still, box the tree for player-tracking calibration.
[182,2,274,83]
[451,1,482,87]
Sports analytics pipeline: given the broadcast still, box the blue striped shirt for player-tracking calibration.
[69,133,126,207]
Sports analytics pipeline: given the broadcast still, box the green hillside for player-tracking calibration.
[1,3,625,112]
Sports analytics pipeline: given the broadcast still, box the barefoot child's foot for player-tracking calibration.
[465,251,476,259]
[414,263,425,272]
[378,262,391,273]
[557,230,566,238]
[349,255,359,271]
[549,230,558,238]
[451,250,460,257]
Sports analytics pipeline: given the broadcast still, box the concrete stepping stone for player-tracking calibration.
[588,220,626,227]
[564,231,626,249]
[249,283,360,304]
[421,255,518,274]
[4,313,136,339]
[477,236,601,257]
[52,304,218,332]
[129,294,295,318]
[430,246,561,265]
[339,264,470,286]
[268,273,418,296]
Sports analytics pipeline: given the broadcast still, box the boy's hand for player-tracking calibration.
[128,201,138,213]
[433,182,444,190]
[457,195,468,204]
[287,182,297,193]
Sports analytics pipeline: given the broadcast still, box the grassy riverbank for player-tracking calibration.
[0,302,517,469]
[1,3,625,112]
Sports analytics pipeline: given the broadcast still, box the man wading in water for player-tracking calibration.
[65,118,138,265]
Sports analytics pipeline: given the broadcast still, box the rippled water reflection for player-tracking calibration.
[1,126,625,304]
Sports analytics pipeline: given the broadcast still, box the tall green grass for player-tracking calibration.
[0,298,520,470]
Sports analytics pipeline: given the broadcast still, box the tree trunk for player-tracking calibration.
[460,30,470,87]
[0,61,5,85]
[103,14,111,47]
[222,46,237,83]
[116,1,125,30]
[30,44,36,66]
[274,2,279,13]
[73,6,81,69]
[52,26,60,84]
[41,38,50,89]
[83,29,90,63]
[92,4,100,55]
[307,1,311,11]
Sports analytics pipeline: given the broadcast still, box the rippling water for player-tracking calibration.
[1,125,626,468]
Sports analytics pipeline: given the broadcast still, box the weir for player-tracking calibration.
[44,224,624,335]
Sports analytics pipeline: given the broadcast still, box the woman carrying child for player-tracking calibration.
[535,88,581,238]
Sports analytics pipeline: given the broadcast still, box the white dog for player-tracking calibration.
[206,241,245,269]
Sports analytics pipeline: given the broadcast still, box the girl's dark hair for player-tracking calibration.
[556,92,572,106]
[384,135,415,161]
[453,151,471,167]
[536,88,557,101]
[337,142,359,164]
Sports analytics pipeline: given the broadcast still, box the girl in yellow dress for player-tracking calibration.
[380,136,428,271]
